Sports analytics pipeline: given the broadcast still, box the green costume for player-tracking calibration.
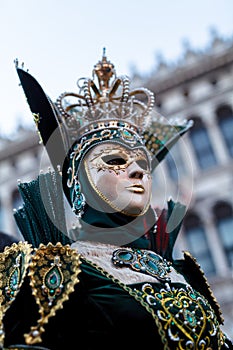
[1,52,232,349]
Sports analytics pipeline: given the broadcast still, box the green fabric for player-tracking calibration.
[14,170,71,247]
[4,255,232,349]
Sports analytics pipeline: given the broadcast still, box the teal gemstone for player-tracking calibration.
[77,199,83,207]
[118,252,133,261]
[146,260,159,272]
[148,252,160,261]
[121,129,133,139]
[10,269,19,291]
[184,310,197,327]
[75,183,80,192]
[76,194,84,209]
[45,266,62,289]
[134,263,140,269]
[50,274,58,285]
[187,314,194,323]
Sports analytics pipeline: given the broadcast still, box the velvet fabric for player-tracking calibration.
[4,258,232,350]
[4,147,232,349]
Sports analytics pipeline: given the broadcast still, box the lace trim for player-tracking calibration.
[71,240,187,285]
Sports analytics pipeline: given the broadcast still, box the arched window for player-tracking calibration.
[216,105,233,157]
[0,198,4,231]
[188,116,217,170]
[213,201,233,268]
[165,143,186,181]
[183,212,215,276]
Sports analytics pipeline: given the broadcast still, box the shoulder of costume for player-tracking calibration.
[151,198,186,261]
[173,250,224,325]
[1,241,82,348]
[0,241,32,347]
[13,169,73,248]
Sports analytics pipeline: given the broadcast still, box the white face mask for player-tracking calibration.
[83,143,152,216]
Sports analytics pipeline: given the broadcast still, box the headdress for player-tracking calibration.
[15,49,192,205]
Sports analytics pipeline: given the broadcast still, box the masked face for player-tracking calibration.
[83,143,152,216]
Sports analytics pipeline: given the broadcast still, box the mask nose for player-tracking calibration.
[128,162,144,180]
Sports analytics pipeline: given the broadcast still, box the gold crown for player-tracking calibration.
[55,48,155,144]
[15,50,193,178]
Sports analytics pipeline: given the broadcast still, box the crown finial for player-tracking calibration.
[55,50,155,143]
[93,48,116,90]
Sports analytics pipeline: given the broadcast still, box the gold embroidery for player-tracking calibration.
[135,283,222,349]
[24,243,82,345]
[89,145,150,174]
[0,242,32,348]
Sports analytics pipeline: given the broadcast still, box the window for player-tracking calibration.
[213,201,233,268]
[166,143,186,181]
[216,105,233,157]
[0,198,4,231]
[189,117,217,169]
[184,213,215,276]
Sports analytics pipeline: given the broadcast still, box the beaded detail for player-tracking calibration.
[112,248,172,282]
[24,243,82,345]
[78,247,227,349]
[133,283,224,349]
[0,242,32,348]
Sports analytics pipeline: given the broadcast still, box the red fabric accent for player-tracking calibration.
[143,217,150,239]
[156,209,169,256]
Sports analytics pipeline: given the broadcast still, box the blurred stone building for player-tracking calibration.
[0,32,233,337]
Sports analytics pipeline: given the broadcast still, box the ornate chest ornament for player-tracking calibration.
[112,248,172,282]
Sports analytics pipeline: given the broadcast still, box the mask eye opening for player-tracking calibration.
[102,155,127,166]
[136,159,149,171]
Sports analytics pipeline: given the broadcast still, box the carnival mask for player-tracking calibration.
[83,143,152,216]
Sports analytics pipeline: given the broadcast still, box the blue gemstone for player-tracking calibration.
[10,269,19,291]
[118,252,133,261]
[45,266,62,289]
[75,183,80,192]
[146,260,159,272]
[148,252,160,261]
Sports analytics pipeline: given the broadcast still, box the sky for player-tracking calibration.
[0,0,232,136]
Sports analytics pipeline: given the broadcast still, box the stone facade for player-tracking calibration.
[134,32,233,338]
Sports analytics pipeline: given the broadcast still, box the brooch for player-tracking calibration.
[112,248,172,282]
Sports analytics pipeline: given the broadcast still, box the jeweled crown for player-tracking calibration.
[15,50,192,180]
[55,48,155,144]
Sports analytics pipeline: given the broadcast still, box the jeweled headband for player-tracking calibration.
[15,49,193,204]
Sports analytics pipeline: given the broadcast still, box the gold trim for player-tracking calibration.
[24,243,81,345]
[32,113,43,144]
[0,242,32,347]
[183,251,224,325]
